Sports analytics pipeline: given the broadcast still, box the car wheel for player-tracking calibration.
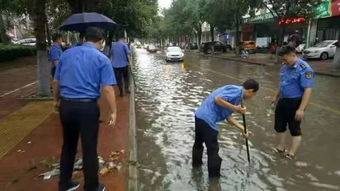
[207,49,212,54]
[320,52,328,60]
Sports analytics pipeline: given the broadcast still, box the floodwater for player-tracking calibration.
[132,49,340,191]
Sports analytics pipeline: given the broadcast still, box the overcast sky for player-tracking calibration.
[158,0,173,9]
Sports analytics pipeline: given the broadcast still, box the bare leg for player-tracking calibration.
[288,136,301,156]
[276,132,287,151]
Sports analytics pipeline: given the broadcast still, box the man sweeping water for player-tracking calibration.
[192,79,259,178]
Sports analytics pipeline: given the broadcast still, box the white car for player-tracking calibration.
[18,38,37,46]
[303,40,338,60]
[165,46,184,62]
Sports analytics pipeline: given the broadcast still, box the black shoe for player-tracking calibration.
[97,184,106,191]
[59,182,80,191]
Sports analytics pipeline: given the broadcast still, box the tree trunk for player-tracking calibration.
[32,0,50,96]
[278,24,287,46]
[210,25,214,42]
[46,24,51,46]
[332,47,340,68]
[197,24,202,49]
[0,11,8,43]
[235,8,240,56]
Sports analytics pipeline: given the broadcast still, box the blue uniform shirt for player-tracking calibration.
[111,41,131,68]
[195,85,243,131]
[280,58,314,98]
[49,43,62,65]
[54,43,117,99]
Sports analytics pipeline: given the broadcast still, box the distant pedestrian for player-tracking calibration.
[110,36,131,96]
[270,41,278,59]
[272,45,314,159]
[192,79,259,178]
[49,33,63,78]
[53,27,117,191]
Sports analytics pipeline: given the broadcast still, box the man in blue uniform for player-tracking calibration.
[110,36,131,96]
[53,27,117,191]
[49,33,63,77]
[272,45,314,159]
[192,79,259,178]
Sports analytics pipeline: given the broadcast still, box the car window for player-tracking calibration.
[167,47,181,52]
[314,41,333,47]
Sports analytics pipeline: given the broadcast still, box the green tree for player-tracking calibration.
[184,0,206,46]
[0,0,28,42]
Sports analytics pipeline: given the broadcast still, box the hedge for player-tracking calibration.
[0,43,36,62]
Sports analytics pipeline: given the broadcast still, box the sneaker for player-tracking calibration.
[97,184,106,191]
[59,182,80,191]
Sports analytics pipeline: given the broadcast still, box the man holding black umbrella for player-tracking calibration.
[53,27,117,191]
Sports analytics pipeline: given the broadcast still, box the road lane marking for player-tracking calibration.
[0,81,37,98]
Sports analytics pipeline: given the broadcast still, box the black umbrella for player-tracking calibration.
[59,12,117,32]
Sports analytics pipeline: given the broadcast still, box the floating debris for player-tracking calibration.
[40,150,126,180]
[17,149,25,153]
[99,167,109,175]
[40,168,60,180]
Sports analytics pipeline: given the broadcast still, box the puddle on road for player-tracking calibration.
[133,49,340,191]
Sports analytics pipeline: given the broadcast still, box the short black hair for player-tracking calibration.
[85,27,105,42]
[242,79,259,92]
[278,45,296,56]
[52,33,62,42]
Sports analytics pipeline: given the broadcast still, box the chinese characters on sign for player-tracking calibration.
[278,17,306,25]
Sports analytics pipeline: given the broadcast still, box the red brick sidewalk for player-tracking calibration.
[0,94,129,191]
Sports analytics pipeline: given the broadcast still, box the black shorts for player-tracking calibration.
[51,66,56,78]
[274,98,302,136]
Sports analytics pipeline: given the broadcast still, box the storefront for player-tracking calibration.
[315,0,340,42]
[243,13,307,48]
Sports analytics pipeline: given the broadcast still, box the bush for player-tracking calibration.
[0,43,36,62]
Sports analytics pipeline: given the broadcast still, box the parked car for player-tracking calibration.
[147,44,158,53]
[201,41,232,54]
[241,41,256,53]
[18,38,36,46]
[10,38,20,44]
[165,46,184,62]
[303,40,338,60]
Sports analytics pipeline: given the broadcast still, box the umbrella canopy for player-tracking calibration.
[59,12,117,32]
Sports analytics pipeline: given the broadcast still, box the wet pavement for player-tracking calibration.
[132,49,340,191]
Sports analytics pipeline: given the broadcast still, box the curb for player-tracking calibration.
[127,60,138,191]
[191,52,340,77]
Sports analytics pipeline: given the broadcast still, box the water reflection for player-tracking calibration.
[133,49,340,191]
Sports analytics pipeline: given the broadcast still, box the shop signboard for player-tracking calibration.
[314,0,340,18]
[314,0,331,18]
[243,13,275,24]
[331,0,340,16]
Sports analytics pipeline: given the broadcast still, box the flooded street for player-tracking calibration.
[132,49,340,191]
